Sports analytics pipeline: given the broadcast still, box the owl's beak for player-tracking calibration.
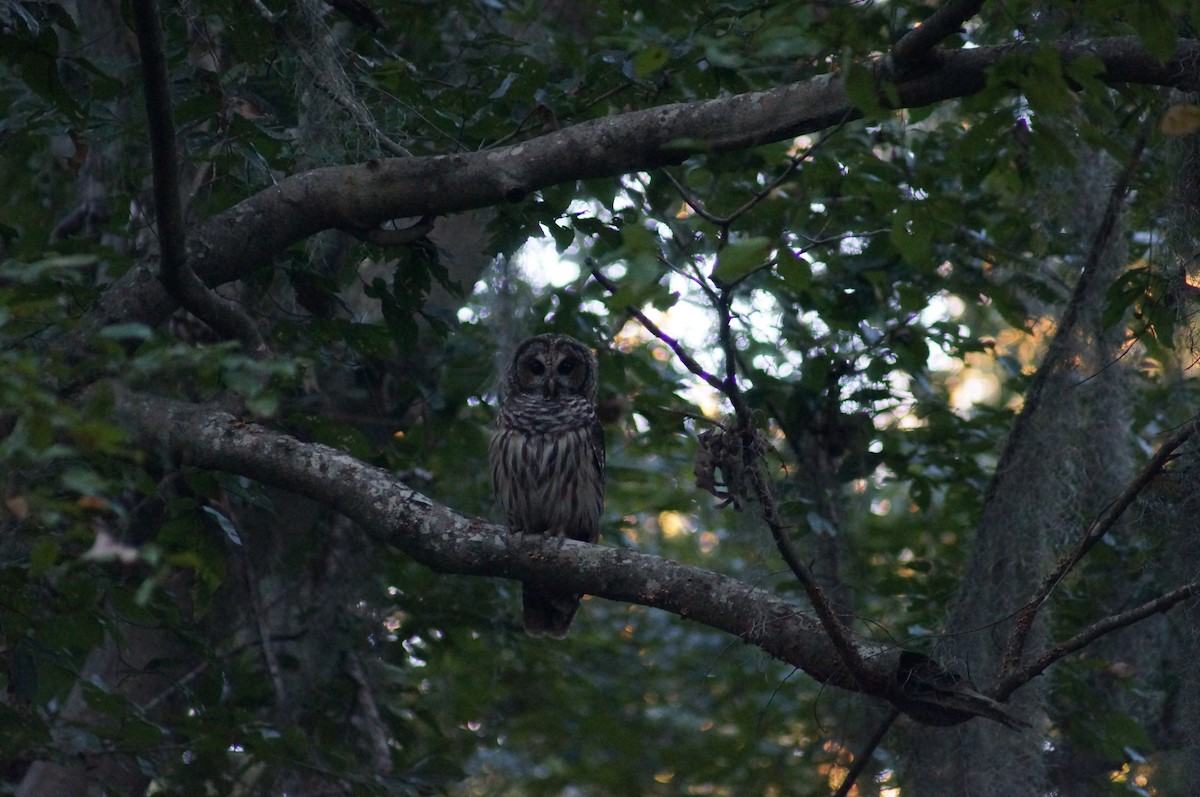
[545,380,558,398]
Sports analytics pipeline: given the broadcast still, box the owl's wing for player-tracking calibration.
[590,415,606,483]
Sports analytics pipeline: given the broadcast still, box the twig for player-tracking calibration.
[985,129,1149,670]
[660,169,728,226]
[587,261,727,393]
[312,74,412,157]
[131,0,264,350]
[1000,416,1198,676]
[662,118,848,229]
[984,127,1148,511]
[722,312,875,689]
[998,580,1200,698]
[249,0,409,157]
[711,279,856,675]
[794,228,889,256]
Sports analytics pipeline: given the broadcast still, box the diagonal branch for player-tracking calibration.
[832,710,899,797]
[587,261,728,394]
[590,260,878,691]
[998,580,1200,698]
[108,384,890,693]
[996,129,1152,674]
[985,127,1148,510]
[131,0,264,350]
[1000,416,1199,678]
[660,116,849,230]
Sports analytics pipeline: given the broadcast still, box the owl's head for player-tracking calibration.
[504,334,598,401]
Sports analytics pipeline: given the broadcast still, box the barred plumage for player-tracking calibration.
[490,334,605,637]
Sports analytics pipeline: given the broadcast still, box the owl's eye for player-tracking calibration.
[526,359,546,375]
[557,358,576,375]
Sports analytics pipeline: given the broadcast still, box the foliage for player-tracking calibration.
[2,0,1200,795]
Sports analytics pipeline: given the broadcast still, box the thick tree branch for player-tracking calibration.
[64,36,1200,358]
[110,386,896,691]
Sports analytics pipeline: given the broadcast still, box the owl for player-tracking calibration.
[490,334,605,637]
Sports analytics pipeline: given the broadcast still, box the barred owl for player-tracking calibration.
[490,334,605,637]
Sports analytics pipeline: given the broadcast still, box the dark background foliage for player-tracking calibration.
[3,0,1200,795]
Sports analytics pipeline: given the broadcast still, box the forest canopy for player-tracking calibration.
[3,1,1200,795]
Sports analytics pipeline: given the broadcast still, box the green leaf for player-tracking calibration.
[1129,2,1177,60]
[9,643,38,705]
[549,221,575,253]
[843,58,885,117]
[712,237,773,284]
[488,72,517,100]
[99,322,153,341]
[202,506,243,546]
[295,414,376,461]
[29,538,59,577]
[777,247,812,289]
[1023,48,1072,115]
[632,44,670,77]
[889,206,932,266]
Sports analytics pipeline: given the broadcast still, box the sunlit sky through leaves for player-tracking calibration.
[511,234,1002,420]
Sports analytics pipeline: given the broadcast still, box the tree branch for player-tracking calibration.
[1000,416,1199,680]
[998,580,1200,698]
[590,260,879,690]
[832,710,899,797]
[109,386,894,690]
[64,36,1200,360]
[131,0,264,350]
[996,129,1153,674]
[587,261,728,394]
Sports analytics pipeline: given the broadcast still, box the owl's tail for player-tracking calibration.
[522,586,581,638]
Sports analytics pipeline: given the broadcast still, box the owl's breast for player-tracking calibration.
[490,396,604,540]
[497,393,596,434]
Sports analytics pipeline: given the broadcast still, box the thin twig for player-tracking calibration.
[984,127,1148,511]
[1000,415,1198,677]
[999,580,1200,698]
[662,118,848,229]
[587,261,727,393]
[724,335,875,688]
[248,0,409,156]
[712,276,867,681]
[660,169,728,226]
